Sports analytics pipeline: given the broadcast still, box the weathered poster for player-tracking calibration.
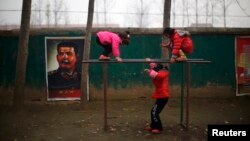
[45,37,84,100]
[236,36,250,96]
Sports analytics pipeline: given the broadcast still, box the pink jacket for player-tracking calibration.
[97,31,122,57]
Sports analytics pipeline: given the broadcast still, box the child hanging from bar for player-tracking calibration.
[143,58,170,134]
[161,27,194,63]
[96,30,131,62]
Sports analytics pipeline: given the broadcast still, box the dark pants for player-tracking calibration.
[96,36,112,56]
[150,98,168,130]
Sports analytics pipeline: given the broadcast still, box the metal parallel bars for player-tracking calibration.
[82,58,209,64]
[82,59,211,131]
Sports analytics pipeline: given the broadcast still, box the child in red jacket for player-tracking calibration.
[96,30,130,62]
[144,58,170,134]
[161,27,193,63]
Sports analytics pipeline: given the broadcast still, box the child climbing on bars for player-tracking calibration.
[96,30,131,62]
[161,27,194,63]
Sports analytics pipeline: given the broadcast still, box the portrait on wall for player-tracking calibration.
[45,37,84,101]
[236,36,250,96]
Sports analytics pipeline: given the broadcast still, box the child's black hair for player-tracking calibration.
[153,63,169,72]
[163,27,174,36]
[119,31,130,39]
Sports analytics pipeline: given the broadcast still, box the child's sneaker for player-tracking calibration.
[151,129,161,134]
[176,55,187,61]
[176,49,187,61]
[99,55,110,60]
[143,126,152,131]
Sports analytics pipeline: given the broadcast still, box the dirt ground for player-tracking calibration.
[0,92,250,141]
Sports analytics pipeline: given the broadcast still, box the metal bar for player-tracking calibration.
[186,62,191,129]
[180,62,184,125]
[103,63,108,131]
[82,59,210,63]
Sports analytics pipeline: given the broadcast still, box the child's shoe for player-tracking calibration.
[151,129,161,134]
[176,55,187,61]
[143,126,152,131]
[99,55,110,60]
[176,49,187,61]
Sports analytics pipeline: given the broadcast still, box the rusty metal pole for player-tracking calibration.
[180,62,184,125]
[103,63,108,131]
[186,62,191,129]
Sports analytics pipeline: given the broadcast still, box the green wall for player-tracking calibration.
[0,33,236,89]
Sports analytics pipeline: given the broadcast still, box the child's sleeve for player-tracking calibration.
[111,38,121,57]
[149,69,158,78]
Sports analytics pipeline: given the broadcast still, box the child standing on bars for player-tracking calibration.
[161,27,194,63]
[96,30,130,62]
[143,58,170,134]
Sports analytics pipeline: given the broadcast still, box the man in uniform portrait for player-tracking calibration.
[47,41,82,100]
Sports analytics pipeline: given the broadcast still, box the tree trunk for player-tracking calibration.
[162,0,171,66]
[80,0,95,107]
[163,0,171,29]
[13,0,32,109]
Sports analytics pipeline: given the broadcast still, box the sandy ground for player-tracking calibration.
[0,94,250,141]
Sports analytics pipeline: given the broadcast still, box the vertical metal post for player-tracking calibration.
[103,63,108,131]
[180,62,184,125]
[186,62,191,129]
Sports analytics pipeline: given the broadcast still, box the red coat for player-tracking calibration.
[151,70,169,99]
[170,30,193,56]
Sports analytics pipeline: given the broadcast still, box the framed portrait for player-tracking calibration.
[235,36,250,96]
[45,37,84,101]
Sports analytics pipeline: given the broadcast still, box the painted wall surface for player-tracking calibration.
[0,33,235,89]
